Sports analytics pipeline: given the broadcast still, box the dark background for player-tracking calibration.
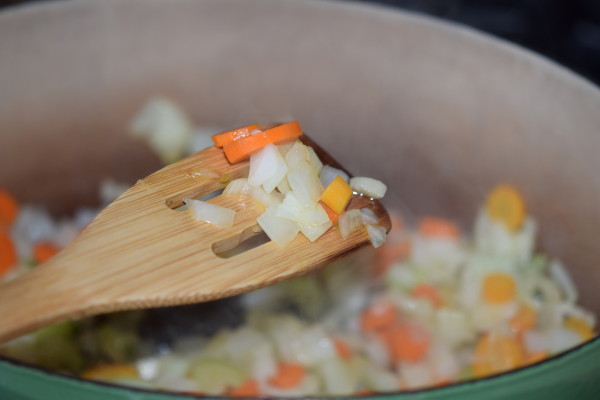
[2,0,599,86]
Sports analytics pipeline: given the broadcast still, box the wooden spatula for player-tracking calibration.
[0,136,390,343]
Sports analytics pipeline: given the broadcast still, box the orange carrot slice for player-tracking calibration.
[0,190,18,227]
[33,241,60,264]
[418,217,459,239]
[482,272,516,304]
[268,363,305,389]
[212,124,261,148]
[0,232,17,278]
[411,283,444,308]
[229,379,259,397]
[563,316,595,342]
[223,121,302,163]
[360,301,398,332]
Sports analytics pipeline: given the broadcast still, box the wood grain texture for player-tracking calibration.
[0,142,390,343]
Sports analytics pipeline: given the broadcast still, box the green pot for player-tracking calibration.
[1,0,599,398]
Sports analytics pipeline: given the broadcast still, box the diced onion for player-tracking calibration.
[549,260,578,304]
[184,198,235,228]
[366,225,386,248]
[285,141,310,169]
[224,178,282,208]
[306,146,323,174]
[320,165,349,187]
[350,177,387,199]
[257,206,300,247]
[248,144,286,189]
[287,161,324,207]
[360,208,378,225]
[338,209,363,239]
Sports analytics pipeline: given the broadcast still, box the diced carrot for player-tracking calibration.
[320,176,353,215]
[212,124,261,148]
[482,272,516,304]
[268,363,305,389]
[0,232,17,278]
[353,390,376,396]
[360,301,398,332]
[563,316,595,342]
[81,364,138,381]
[524,351,549,366]
[380,322,430,363]
[33,241,60,264]
[509,305,537,333]
[410,284,444,308]
[374,241,411,277]
[485,185,526,231]
[229,379,260,397]
[320,201,339,224]
[333,338,352,360]
[0,190,18,227]
[223,121,302,163]
[418,217,459,239]
[472,333,524,378]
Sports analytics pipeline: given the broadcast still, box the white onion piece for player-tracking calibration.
[285,141,310,168]
[248,144,284,188]
[350,177,387,199]
[287,161,324,207]
[277,141,296,157]
[184,198,235,228]
[130,98,193,164]
[277,178,292,194]
[338,209,363,239]
[257,206,299,247]
[366,225,386,248]
[360,208,378,225]
[298,204,332,242]
[549,260,578,303]
[223,178,252,196]
[306,146,323,174]
[224,178,282,208]
[275,192,306,221]
[363,362,400,392]
[319,165,349,187]
[262,153,289,194]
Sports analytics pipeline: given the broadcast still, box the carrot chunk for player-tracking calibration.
[380,322,430,362]
[485,184,526,231]
[0,232,17,278]
[410,284,444,308]
[0,190,18,227]
[333,338,353,360]
[223,121,302,163]
[320,201,339,224]
[212,124,261,148]
[563,316,595,342]
[33,241,60,264]
[229,379,260,397]
[268,363,305,389]
[509,305,537,333]
[418,217,459,239]
[482,272,516,304]
[320,176,353,215]
[360,301,398,332]
[472,333,524,378]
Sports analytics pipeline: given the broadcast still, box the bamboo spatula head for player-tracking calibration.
[0,136,390,343]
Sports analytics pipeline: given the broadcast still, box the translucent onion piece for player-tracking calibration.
[287,161,324,207]
[257,206,299,247]
[224,178,282,208]
[262,153,289,194]
[184,198,235,228]
[366,224,386,248]
[549,260,578,304]
[350,177,387,199]
[223,178,252,197]
[275,192,306,221]
[338,209,363,239]
[285,141,310,169]
[319,165,349,187]
[306,146,324,174]
[300,219,333,242]
[248,144,285,188]
[360,208,378,225]
[130,97,194,164]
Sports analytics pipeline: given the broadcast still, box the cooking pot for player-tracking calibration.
[0,0,599,399]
